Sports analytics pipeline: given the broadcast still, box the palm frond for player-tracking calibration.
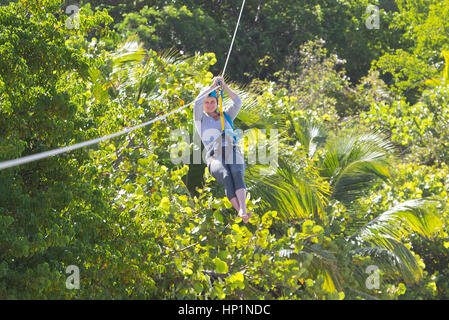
[247,157,330,223]
[108,40,148,100]
[290,117,327,158]
[351,238,422,283]
[354,199,442,240]
[320,130,393,202]
[237,99,286,131]
[234,84,289,131]
[111,40,146,68]
[303,243,342,292]
[349,199,442,283]
[278,243,341,293]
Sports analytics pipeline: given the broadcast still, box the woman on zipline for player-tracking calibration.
[194,76,251,223]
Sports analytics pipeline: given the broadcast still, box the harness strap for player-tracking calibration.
[223,111,240,144]
[219,88,225,132]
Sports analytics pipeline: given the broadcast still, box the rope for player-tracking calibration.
[222,0,246,76]
[0,0,246,171]
[0,90,215,171]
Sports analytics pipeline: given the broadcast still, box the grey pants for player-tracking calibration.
[207,146,246,201]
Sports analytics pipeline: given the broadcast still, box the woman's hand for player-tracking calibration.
[212,76,225,88]
[211,76,239,105]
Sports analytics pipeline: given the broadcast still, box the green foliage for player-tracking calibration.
[247,156,331,223]
[275,39,356,118]
[376,0,449,97]
[350,199,442,283]
[110,0,399,84]
[0,0,113,299]
[116,5,227,67]
[0,0,448,300]
[424,51,449,87]
[320,130,394,203]
[360,83,449,166]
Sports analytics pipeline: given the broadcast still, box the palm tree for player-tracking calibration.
[321,129,394,201]
[247,119,443,296]
[247,155,331,223]
[348,198,442,285]
[98,40,443,297]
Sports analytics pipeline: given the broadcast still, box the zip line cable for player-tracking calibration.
[0,87,218,171]
[0,0,246,171]
[221,0,246,77]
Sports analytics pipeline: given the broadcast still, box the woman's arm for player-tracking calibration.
[193,88,207,123]
[222,82,238,102]
[217,78,242,120]
[193,83,219,137]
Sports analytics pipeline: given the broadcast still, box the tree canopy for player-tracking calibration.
[0,0,448,300]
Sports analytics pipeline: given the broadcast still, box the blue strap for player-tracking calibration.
[223,111,240,143]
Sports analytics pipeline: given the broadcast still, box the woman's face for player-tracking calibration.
[203,97,218,114]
